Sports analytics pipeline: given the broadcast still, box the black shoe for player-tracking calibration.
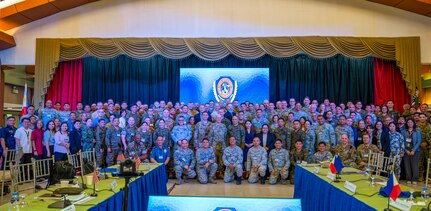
[236,177,242,185]
[260,177,265,185]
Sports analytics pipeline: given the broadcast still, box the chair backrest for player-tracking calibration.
[80,150,96,175]
[1,149,18,202]
[67,153,81,169]
[10,162,35,193]
[33,157,55,179]
[376,156,396,177]
[2,148,17,171]
[367,150,383,172]
[80,150,96,166]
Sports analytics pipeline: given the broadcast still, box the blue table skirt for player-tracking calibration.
[89,164,168,211]
[293,165,375,211]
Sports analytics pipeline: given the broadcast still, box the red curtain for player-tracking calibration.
[373,58,411,112]
[45,59,82,110]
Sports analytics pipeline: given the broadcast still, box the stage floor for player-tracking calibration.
[167,179,294,198]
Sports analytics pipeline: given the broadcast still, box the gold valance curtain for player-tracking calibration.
[34,36,421,107]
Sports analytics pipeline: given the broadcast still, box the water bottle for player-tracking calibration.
[422,187,429,201]
[10,191,19,208]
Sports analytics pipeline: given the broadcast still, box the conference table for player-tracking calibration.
[0,163,168,211]
[294,165,427,211]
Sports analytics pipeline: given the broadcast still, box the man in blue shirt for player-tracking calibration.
[0,116,17,169]
[150,136,170,166]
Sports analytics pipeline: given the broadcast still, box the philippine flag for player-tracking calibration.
[329,155,343,174]
[384,172,402,201]
[21,83,29,116]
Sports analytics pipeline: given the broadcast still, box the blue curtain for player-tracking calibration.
[82,54,374,105]
[82,55,180,105]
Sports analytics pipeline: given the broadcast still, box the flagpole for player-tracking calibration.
[91,182,97,197]
[383,195,391,211]
[91,169,98,197]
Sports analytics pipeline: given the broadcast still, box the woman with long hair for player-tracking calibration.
[402,119,421,185]
[43,120,56,158]
[54,122,70,161]
[243,120,256,165]
[31,120,44,160]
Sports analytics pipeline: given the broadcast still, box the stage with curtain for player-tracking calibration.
[35,36,420,108]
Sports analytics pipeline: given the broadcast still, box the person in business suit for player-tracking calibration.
[69,120,83,154]
[373,120,391,157]
[194,104,212,123]
[256,124,276,153]
[224,103,236,122]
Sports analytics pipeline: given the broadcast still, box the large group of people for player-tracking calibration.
[1,97,430,186]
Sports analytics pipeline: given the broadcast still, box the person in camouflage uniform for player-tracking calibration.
[136,122,152,150]
[388,122,405,178]
[174,139,196,185]
[252,109,269,134]
[287,121,305,150]
[356,133,380,170]
[171,116,192,149]
[105,118,123,166]
[81,118,94,152]
[289,140,309,184]
[196,138,217,184]
[312,142,333,163]
[94,119,107,167]
[193,112,212,149]
[153,119,172,148]
[268,139,290,185]
[208,115,227,171]
[334,134,357,168]
[417,113,430,181]
[121,117,137,150]
[223,136,243,185]
[274,118,290,149]
[303,120,315,161]
[246,137,268,184]
[125,134,148,162]
[314,115,336,150]
[334,116,354,146]
[228,116,245,147]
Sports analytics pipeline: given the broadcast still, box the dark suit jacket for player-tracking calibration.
[224,111,236,122]
[256,132,276,152]
[373,128,391,157]
[194,112,212,123]
[69,128,82,154]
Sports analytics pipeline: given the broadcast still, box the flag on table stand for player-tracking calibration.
[21,83,29,116]
[135,157,141,169]
[383,172,402,201]
[93,169,100,184]
[329,155,344,174]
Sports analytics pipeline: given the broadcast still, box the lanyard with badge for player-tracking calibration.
[25,130,30,146]
[406,133,412,149]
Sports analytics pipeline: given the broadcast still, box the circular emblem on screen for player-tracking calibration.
[213,76,237,102]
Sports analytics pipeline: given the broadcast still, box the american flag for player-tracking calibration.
[93,169,99,184]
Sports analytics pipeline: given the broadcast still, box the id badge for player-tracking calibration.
[116,133,121,137]
[158,156,164,160]
[364,153,369,158]
[406,138,412,143]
